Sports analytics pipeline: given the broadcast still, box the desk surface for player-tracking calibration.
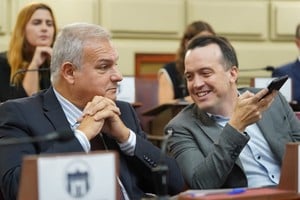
[177,188,300,200]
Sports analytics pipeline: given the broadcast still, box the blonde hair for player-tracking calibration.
[8,2,57,85]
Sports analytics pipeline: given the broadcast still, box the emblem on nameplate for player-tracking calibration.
[65,160,92,198]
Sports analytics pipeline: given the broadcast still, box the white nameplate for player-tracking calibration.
[37,152,116,200]
[117,76,136,103]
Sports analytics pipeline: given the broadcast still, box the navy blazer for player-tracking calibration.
[272,59,300,103]
[0,87,185,200]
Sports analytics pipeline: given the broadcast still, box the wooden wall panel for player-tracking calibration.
[0,0,9,35]
[235,42,297,70]
[0,0,10,51]
[186,0,269,40]
[0,0,298,84]
[234,42,297,87]
[11,0,100,31]
[113,39,178,76]
[271,1,300,40]
[100,0,185,38]
[135,53,175,78]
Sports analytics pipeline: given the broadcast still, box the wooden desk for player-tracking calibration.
[177,188,300,200]
[143,102,188,134]
[143,102,189,146]
[176,143,300,200]
[132,101,142,108]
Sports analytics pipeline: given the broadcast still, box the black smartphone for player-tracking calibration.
[260,75,289,99]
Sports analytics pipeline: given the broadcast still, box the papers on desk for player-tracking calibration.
[174,187,298,200]
[180,188,246,197]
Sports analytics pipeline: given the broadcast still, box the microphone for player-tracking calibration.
[239,66,274,72]
[152,128,173,200]
[10,68,50,87]
[0,130,74,146]
[265,66,275,71]
[160,128,173,157]
[178,81,187,103]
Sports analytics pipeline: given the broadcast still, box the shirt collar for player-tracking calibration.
[206,90,239,122]
[53,88,82,129]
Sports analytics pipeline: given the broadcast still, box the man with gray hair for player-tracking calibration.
[272,23,300,104]
[0,23,185,200]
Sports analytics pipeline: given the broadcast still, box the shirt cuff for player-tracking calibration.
[74,129,91,153]
[118,129,136,156]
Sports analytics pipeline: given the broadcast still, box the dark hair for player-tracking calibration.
[186,35,239,70]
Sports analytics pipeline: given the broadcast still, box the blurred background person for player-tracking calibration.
[157,20,216,104]
[272,23,300,105]
[0,2,57,102]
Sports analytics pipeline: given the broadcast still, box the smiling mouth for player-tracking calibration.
[196,91,210,97]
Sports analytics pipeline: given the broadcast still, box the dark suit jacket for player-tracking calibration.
[0,87,185,200]
[166,88,300,189]
[0,52,51,102]
[272,59,300,103]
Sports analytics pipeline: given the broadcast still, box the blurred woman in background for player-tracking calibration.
[0,2,57,102]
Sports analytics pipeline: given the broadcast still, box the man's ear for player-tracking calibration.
[61,62,76,84]
[229,66,239,83]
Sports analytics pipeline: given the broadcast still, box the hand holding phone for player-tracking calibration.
[260,75,289,99]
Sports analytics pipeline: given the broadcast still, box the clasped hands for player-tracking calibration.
[229,88,277,133]
[76,96,130,143]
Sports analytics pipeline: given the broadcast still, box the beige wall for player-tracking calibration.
[1,0,300,86]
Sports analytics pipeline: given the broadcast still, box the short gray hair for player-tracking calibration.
[50,23,111,83]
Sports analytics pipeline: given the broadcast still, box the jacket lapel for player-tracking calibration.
[42,87,72,132]
[192,104,244,169]
[192,105,224,143]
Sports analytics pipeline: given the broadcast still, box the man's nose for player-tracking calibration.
[111,67,123,81]
[193,76,205,87]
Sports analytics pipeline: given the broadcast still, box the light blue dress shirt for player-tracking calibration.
[211,114,280,187]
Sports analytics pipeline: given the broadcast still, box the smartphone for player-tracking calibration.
[260,75,289,99]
